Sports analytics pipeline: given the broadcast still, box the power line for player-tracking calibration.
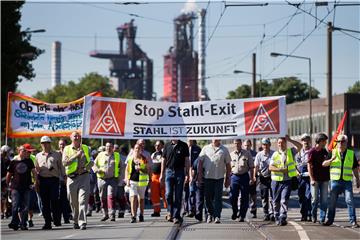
[206,2,227,49]
[81,2,172,24]
[265,2,337,78]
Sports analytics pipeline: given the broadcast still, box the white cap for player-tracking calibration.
[300,133,311,141]
[1,145,11,153]
[40,136,52,143]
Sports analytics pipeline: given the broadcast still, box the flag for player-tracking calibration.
[87,91,102,97]
[328,111,347,151]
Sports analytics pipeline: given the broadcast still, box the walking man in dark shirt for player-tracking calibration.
[160,140,190,224]
[307,133,330,224]
[6,144,38,231]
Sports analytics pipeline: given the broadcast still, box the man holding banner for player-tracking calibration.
[62,131,93,230]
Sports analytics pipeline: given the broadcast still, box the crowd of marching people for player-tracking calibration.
[1,131,359,231]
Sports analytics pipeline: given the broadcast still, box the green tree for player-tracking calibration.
[33,72,134,101]
[227,76,319,104]
[347,81,360,93]
[1,1,44,135]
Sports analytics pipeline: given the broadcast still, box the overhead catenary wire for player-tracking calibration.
[265,2,337,78]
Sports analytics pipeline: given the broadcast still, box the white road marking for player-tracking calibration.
[289,221,310,240]
[60,234,76,239]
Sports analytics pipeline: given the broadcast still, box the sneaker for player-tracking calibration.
[130,217,136,223]
[80,224,86,230]
[28,220,34,227]
[239,217,245,222]
[165,214,173,222]
[54,222,62,227]
[195,214,202,222]
[206,215,213,223]
[214,217,221,224]
[151,212,161,217]
[231,213,237,220]
[110,216,116,221]
[351,222,359,228]
[118,212,124,218]
[20,226,28,230]
[73,223,80,229]
[139,215,144,222]
[42,224,52,230]
[100,215,109,221]
[280,220,288,226]
[187,212,195,218]
[323,221,333,226]
[8,223,19,231]
[173,218,182,225]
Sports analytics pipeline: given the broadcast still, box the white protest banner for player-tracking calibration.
[6,92,101,138]
[82,96,287,140]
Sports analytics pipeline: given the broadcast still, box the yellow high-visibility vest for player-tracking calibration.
[271,149,297,181]
[330,149,354,181]
[127,157,149,187]
[64,144,90,175]
[95,152,120,178]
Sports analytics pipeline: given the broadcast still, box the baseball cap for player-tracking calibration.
[22,143,36,152]
[40,136,52,143]
[261,138,271,145]
[300,133,311,141]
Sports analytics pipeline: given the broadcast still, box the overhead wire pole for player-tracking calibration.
[327,22,333,140]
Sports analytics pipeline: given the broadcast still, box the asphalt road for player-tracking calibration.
[1,192,359,240]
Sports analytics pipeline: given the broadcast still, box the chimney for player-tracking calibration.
[51,41,61,87]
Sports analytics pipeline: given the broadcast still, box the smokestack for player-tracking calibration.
[51,41,61,87]
[198,9,206,100]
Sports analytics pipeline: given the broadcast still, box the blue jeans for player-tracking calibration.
[310,180,328,222]
[165,169,185,219]
[298,177,312,218]
[195,181,206,220]
[271,180,291,222]
[327,180,357,224]
[230,173,250,219]
[10,189,30,228]
[204,178,224,219]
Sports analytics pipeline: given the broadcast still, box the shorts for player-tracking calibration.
[129,180,146,199]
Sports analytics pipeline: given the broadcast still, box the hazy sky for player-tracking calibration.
[18,0,359,100]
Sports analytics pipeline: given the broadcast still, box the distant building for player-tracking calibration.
[287,93,360,147]
[90,20,153,100]
[163,13,198,102]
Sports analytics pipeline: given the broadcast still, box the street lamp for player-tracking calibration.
[270,52,313,136]
[233,70,263,97]
[23,28,46,34]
